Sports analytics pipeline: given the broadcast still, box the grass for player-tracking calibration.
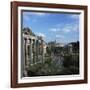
[26,54,79,77]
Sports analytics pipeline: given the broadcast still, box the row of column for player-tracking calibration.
[24,37,44,68]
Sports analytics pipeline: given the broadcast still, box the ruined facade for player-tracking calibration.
[21,28,46,77]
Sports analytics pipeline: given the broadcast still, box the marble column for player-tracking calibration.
[26,38,30,68]
[41,39,44,63]
[33,39,36,64]
[23,38,28,76]
[21,36,26,77]
[32,39,34,64]
[24,38,27,67]
[34,39,36,63]
[30,39,32,64]
[27,39,31,66]
[36,40,39,62]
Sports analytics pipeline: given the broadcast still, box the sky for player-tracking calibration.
[22,11,80,43]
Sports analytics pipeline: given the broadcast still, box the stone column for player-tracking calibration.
[41,39,44,63]
[32,39,34,64]
[36,39,39,62]
[23,38,28,76]
[24,38,27,67]
[21,36,25,77]
[26,38,30,68]
[33,39,36,64]
[30,39,32,64]
[34,39,36,63]
[26,39,31,67]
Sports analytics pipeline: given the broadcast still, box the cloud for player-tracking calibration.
[56,35,64,38]
[23,15,37,23]
[32,12,46,16]
[50,28,60,32]
[36,32,46,38]
[32,19,37,22]
[70,14,79,19]
[50,22,79,34]
[55,23,63,27]
[73,24,79,32]
[63,28,71,33]
[23,15,30,21]
[63,23,79,33]
[23,12,46,17]
[63,24,72,33]
[23,12,47,22]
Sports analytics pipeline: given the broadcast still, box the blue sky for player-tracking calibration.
[22,11,79,43]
